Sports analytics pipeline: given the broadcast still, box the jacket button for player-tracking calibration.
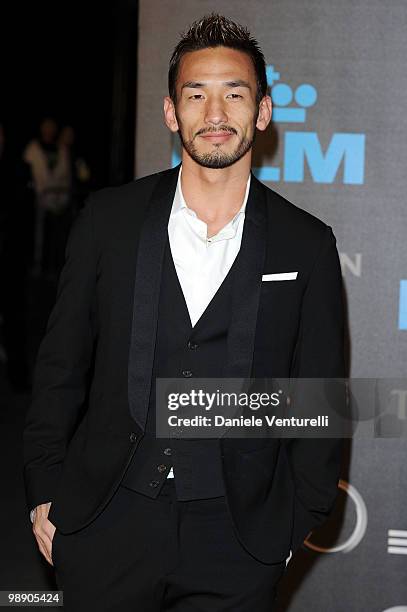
[163,448,172,456]
[157,464,167,473]
[149,480,159,488]
[187,340,199,349]
[129,432,138,442]
[182,369,193,377]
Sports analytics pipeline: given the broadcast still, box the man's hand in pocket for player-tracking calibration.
[32,502,56,566]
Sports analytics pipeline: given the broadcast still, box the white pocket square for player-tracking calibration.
[262,272,298,281]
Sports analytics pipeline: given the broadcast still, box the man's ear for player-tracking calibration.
[256,95,272,132]
[163,96,179,133]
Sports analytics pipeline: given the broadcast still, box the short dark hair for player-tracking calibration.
[168,13,268,106]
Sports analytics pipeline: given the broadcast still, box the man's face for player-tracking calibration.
[164,46,271,169]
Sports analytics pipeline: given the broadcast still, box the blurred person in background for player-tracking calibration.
[23,117,71,280]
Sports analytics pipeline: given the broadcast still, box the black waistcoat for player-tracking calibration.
[120,233,240,500]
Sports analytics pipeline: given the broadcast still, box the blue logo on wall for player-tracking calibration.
[171,65,366,185]
[399,280,407,330]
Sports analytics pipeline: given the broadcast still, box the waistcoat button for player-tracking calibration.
[182,370,193,377]
[157,464,167,473]
[129,432,138,442]
[149,480,159,488]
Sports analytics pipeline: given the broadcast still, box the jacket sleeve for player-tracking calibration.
[22,195,98,512]
[284,225,346,555]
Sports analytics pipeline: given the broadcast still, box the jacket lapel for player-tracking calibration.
[223,172,268,378]
[128,164,181,429]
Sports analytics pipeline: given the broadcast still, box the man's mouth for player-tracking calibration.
[200,131,234,142]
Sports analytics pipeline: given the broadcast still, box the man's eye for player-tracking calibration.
[189,94,204,100]
[227,94,242,99]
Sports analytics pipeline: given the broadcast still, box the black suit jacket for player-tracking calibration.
[23,163,345,564]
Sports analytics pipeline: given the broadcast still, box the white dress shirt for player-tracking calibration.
[168,164,251,327]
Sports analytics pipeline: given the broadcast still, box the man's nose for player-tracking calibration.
[204,100,228,126]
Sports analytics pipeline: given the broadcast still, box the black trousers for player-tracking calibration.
[52,479,287,611]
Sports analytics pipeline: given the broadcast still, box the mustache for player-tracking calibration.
[196,127,237,136]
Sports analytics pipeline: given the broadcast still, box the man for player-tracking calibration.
[23,13,345,611]
[23,117,72,278]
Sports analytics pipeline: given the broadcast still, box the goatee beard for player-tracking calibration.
[176,125,256,169]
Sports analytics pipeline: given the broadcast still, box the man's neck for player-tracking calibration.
[180,156,251,225]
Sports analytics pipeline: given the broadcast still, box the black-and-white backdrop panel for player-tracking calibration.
[135,2,407,610]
